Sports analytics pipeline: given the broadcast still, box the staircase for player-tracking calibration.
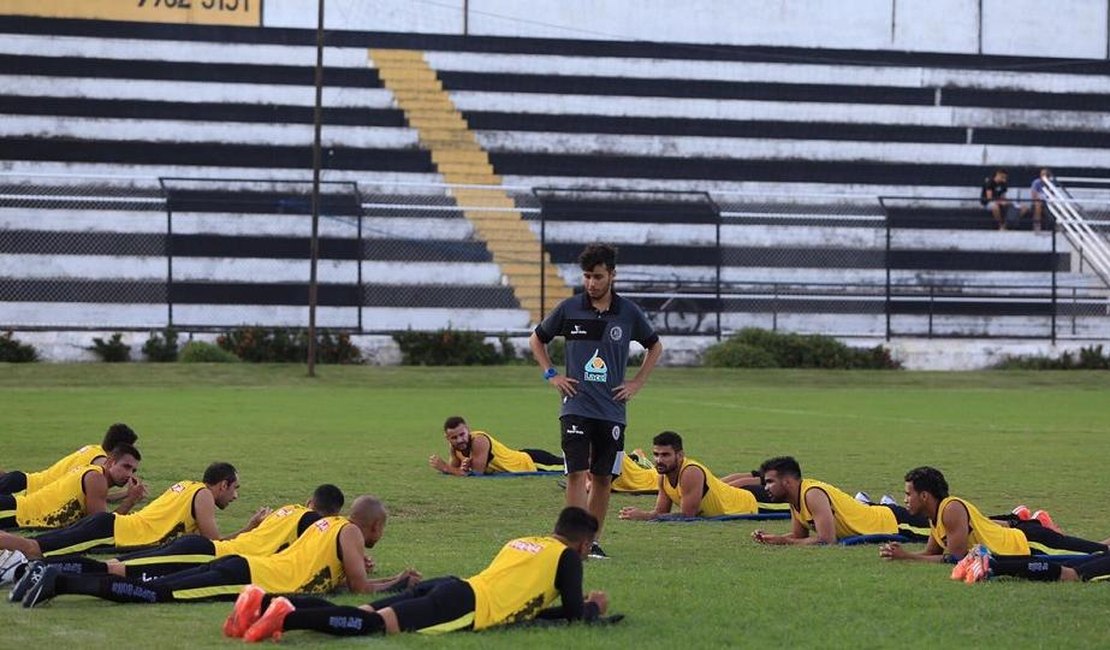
[369,49,571,323]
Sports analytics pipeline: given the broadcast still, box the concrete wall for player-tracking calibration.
[263,0,1110,60]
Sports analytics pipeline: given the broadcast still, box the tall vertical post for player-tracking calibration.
[307,0,325,377]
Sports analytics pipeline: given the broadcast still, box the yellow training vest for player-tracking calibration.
[612,455,659,493]
[660,458,757,516]
[793,479,898,537]
[932,496,1030,556]
[25,444,106,493]
[16,465,103,528]
[113,480,204,548]
[212,504,311,558]
[246,515,348,594]
[466,535,566,630]
[452,431,537,473]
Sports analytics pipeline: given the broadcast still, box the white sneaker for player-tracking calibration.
[854,491,873,505]
[880,494,898,506]
[0,549,27,586]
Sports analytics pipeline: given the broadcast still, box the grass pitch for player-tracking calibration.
[1,364,1108,648]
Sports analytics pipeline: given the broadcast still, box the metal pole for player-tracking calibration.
[307,0,325,377]
[1051,220,1057,343]
[539,204,546,322]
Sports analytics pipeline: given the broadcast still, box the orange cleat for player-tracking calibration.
[963,545,991,584]
[950,551,977,581]
[1011,505,1032,521]
[243,596,295,643]
[223,585,266,638]
[1032,510,1061,534]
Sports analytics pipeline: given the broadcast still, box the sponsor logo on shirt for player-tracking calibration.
[509,539,543,554]
[314,518,331,532]
[584,349,608,383]
[570,324,588,336]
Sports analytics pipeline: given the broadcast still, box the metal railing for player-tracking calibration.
[1044,177,1110,288]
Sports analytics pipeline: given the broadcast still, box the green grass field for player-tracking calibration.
[1,364,1108,648]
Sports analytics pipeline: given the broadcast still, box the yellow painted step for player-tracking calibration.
[431,149,491,165]
[440,173,503,185]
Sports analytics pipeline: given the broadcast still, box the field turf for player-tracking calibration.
[0,364,1108,648]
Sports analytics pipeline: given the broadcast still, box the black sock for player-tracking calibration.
[46,556,109,575]
[56,574,172,603]
[283,606,385,636]
[989,558,1062,582]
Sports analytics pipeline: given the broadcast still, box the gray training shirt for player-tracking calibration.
[534,291,660,425]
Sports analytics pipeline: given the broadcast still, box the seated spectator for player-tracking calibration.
[1029,167,1053,232]
[980,168,1027,231]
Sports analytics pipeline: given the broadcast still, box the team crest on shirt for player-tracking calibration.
[583,349,608,382]
[609,326,623,341]
[314,519,331,532]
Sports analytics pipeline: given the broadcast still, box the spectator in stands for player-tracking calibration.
[980,168,1027,231]
[1029,167,1053,233]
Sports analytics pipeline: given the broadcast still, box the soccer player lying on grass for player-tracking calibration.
[751,456,931,545]
[0,423,138,496]
[12,483,346,582]
[0,462,267,575]
[618,431,785,521]
[954,544,1110,584]
[223,506,610,642]
[16,495,420,608]
[879,466,1110,563]
[0,444,146,530]
[429,415,564,475]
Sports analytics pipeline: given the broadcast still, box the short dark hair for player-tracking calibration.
[578,243,617,272]
[994,167,1009,175]
[109,443,141,463]
[443,416,466,431]
[203,462,238,486]
[904,466,949,500]
[652,430,683,451]
[554,506,599,544]
[312,483,344,516]
[102,423,138,453]
[759,456,802,479]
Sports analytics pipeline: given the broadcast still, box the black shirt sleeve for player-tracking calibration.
[296,511,323,537]
[534,548,600,621]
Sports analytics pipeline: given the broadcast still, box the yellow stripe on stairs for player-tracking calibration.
[369,48,571,324]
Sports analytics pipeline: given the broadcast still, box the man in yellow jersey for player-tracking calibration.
[19,495,419,609]
[617,431,786,520]
[10,484,345,585]
[0,462,266,576]
[879,466,1110,564]
[751,456,931,545]
[0,423,137,495]
[225,506,610,642]
[575,447,761,495]
[429,416,564,475]
[0,444,145,530]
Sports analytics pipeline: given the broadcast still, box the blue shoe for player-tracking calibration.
[8,560,44,603]
[22,564,59,608]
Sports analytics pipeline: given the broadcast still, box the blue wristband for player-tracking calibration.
[543,367,558,381]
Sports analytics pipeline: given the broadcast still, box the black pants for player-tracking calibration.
[522,449,564,469]
[57,555,251,603]
[116,534,219,580]
[1016,520,1109,556]
[0,471,28,495]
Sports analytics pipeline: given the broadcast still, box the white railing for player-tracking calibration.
[1043,177,1110,288]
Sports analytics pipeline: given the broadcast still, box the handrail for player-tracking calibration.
[1043,178,1110,288]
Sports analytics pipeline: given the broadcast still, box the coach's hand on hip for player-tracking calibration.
[612,378,644,402]
[550,375,578,397]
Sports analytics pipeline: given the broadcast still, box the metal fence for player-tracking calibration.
[1,174,1107,341]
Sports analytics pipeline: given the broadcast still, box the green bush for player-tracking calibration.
[393,328,513,366]
[88,333,130,363]
[216,327,362,364]
[993,345,1110,370]
[180,341,240,363]
[0,331,38,363]
[703,328,901,369]
[142,328,179,362]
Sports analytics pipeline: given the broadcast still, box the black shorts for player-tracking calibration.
[741,485,791,514]
[0,471,27,495]
[369,576,476,633]
[883,504,931,542]
[35,511,116,556]
[560,415,624,476]
[117,534,218,581]
[0,494,16,529]
[1073,555,1110,582]
[1017,521,1110,556]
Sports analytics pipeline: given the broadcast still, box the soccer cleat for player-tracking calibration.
[1011,505,1032,521]
[0,549,27,587]
[963,545,991,584]
[853,491,873,505]
[950,551,978,581]
[587,541,610,560]
[880,494,898,506]
[243,596,295,643]
[223,584,266,638]
[555,479,567,491]
[1032,510,1061,533]
[8,560,44,603]
[22,564,59,608]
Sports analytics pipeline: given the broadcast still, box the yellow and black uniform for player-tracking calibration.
[32,480,206,557]
[271,534,601,637]
[453,432,562,473]
[932,496,1107,557]
[0,465,102,529]
[245,515,350,595]
[0,444,106,495]
[661,458,786,517]
[793,479,929,541]
[611,455,658,494]
[114,505,321,581]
